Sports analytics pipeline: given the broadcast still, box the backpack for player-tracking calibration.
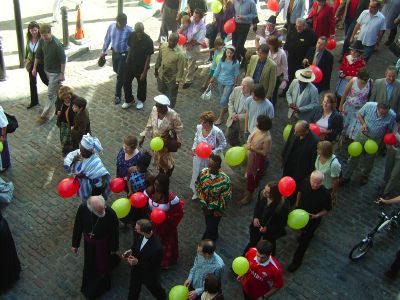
[5,113,18,133]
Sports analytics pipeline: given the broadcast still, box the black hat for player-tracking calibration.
[266,15,277,25]
[349,40,364,52]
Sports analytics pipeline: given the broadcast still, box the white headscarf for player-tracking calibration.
[80,133,103,153]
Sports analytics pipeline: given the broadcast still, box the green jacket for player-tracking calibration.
[36,36,66,73]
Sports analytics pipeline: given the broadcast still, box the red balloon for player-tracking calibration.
[195,142,213,159]
[278,176,296,197]
[309,65,323,83]
[326,38,337,50]
[309,123,321,137]
[156,0,164,2]
[110,178,126,193]
[130,192,148,208]
[267,0,279,12]
[224,18,236,34]
[58,177,80,198]
[150,208,166,224]
[178,34,186,46]
[384,133,397,146]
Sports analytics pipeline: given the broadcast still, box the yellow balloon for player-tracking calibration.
[111,198,131,219]
[225,146,246,166]
[0,141,3,153]
[283,124,292,142]
[150,137,164,151]
[211,1,222,13]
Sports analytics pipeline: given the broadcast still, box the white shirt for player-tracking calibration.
[0,106,8,128]
[140,237,149,251]
[357,10,386,46]
[316,112,331,130]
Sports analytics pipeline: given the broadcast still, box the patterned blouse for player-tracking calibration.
[191,125,227,154]
[116,149,142,179]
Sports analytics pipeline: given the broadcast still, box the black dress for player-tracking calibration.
[0,212,21,291]
[72,205,119,299]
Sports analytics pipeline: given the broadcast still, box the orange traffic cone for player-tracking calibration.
[74,6,84,40]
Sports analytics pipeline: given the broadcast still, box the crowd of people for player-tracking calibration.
[2,0,400,299]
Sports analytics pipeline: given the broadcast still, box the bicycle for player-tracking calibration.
[349,202,400,261]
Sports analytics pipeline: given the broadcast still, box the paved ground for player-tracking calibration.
[1,1,400,299]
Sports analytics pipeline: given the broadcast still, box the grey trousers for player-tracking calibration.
[342,151,376,179]
[42,71,60,118]
[157,78,178,108]
[384,147,400,196]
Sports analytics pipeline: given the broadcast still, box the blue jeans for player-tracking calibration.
[112,51,127,98]
[341,18,356,55]
[218,83,234,108]
[362,44,375,62]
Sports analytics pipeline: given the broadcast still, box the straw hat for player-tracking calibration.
[295,68,316,83]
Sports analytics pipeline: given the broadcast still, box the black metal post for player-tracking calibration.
[0,37,6,81]
[118,0,123,15]
[13,0,25,68]
[61,6,70,49]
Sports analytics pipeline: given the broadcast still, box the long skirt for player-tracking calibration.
[190,155,208,193]
[246,152,266,193]
[0,140,11,170]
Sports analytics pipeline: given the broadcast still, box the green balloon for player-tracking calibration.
[211,0,222,13]
[283,124,292,142]
[348,141,363,157]
[150,137,164,151]
[0,141,3,153]
[364,139,378,155]
[111,198,131,219]
[287,209,310,230]
[169,285,189,300]
[232,256,250,276]
[225,146,246,166]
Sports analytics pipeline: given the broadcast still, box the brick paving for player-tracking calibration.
[1,1,400,299]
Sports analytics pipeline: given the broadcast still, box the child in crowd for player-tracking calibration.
[202,37,225,90]
[201,274,224,300]
[127,152,154,196]
[71,97,91,150]
[56,86,76,156]
[178,15,191,36]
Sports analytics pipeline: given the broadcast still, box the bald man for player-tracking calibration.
[287,170,332,273]
[71,196,119,298]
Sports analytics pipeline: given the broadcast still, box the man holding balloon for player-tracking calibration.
[287,170,331,272]
[340,102,396,186]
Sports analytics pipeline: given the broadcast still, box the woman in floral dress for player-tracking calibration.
[339,68,372,140]
[190,111,227,199]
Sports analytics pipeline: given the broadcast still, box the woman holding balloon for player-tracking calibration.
[116,135,143,180]
[242,181,289,256]
[144,173,184,269]
[241,115,272,205]
[139,95,183,177]
[190,111,227,200]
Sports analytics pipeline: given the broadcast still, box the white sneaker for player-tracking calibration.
[121,102,132,109]
[136,101,144,110]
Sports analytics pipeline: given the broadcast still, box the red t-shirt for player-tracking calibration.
[242,248,284,299]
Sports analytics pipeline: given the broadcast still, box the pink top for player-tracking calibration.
[269,48,288,81]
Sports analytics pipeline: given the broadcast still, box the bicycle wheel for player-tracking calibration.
[349,240,372,261]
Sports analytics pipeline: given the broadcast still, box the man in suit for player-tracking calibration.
[370,65,400,117]
[245,44,277,101]
[284,18,317,84]
[276,0,310,35]
[303,36,334,93]
[124,219,166,300]
[286,68,319,123]
[282,120,319,205]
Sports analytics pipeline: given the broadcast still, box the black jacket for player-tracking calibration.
[130,234,163,282]
[253,191,289,240]
[305,48,334,93]
[310,108,343,141]
[282,129,319,183]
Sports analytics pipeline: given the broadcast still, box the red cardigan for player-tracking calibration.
[308,2,336,38]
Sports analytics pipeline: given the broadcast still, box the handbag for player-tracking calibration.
[5,113,18,134]
[25,60,34,72]
[201,84,212,101]
[335,78,349,97]
[165,129,179,152]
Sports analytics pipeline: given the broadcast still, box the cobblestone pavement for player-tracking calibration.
[1,1,400,299]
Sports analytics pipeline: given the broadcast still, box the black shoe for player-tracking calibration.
[183,82,192,89]
[287,263,300,273]
[27,103,38,109]
[384,270,397,279]
[115,96,121,105]
[339,177,350,186]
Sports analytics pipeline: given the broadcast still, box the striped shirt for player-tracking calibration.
[102,23,133,54]
[195,168,232,216]
[357,102,396,141]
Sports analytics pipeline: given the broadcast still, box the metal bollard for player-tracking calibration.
[0,37,6,81]
[61,6,70,50]
[118,0,124,15]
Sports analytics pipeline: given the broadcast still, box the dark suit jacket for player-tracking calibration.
[306,48,333,93]
[310,108,344,141]
[130,234,163,282]
[282,129,319,183]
